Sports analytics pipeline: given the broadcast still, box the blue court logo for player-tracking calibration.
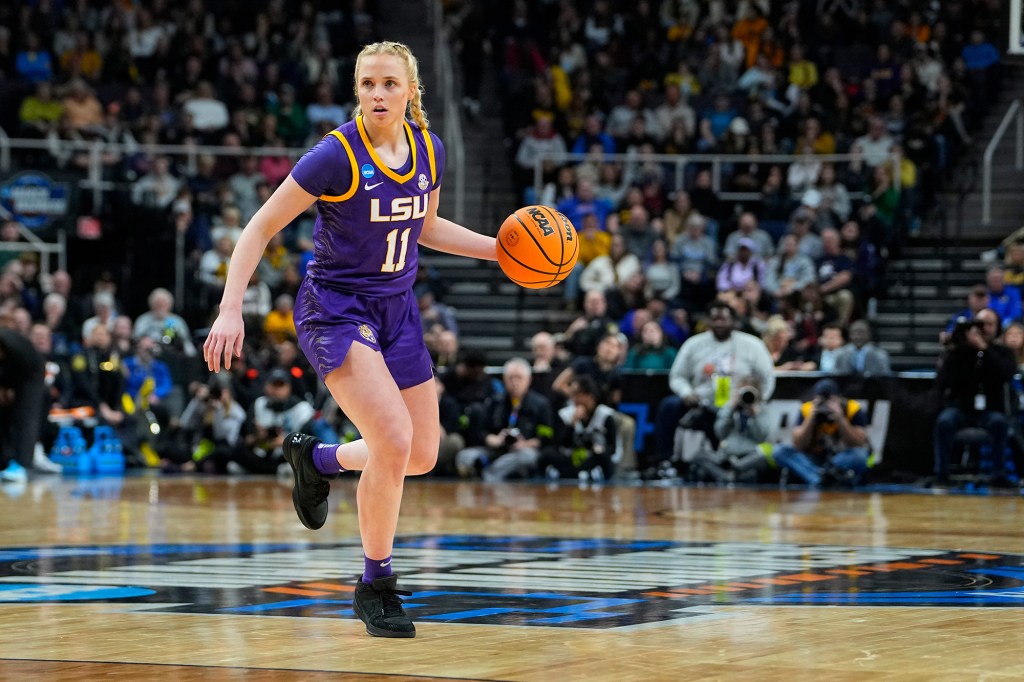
[361,164,375,179]
[0,171,70,230]
[0,538,1021,628]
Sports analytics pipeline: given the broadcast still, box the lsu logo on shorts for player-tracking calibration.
[358,324,377,344]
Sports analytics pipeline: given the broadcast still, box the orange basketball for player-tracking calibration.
[496,205,579,289]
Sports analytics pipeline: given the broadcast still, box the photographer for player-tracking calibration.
[175,380,247,473]
[233,369,315,475]
[773,378,870,487]
[454,358,554,482]
[691,380,772,484]
[539,375,618,482]
[933,312,1017,486]
[654,300,775,463]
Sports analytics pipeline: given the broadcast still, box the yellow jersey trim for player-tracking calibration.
[422,127,437,187]
[319,130,359,202]
[355,115,417,184]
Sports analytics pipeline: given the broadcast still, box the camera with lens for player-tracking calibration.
[737,386,759,408]
[950,316,983,349]
[504,427,522,447]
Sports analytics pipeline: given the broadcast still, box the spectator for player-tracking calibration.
[81,291,118,340]
[1000,322,1024,372]
[528,331,567,405]
[985,266,1022,329]
[773,378,870,487]
[264,293,297,344]
[133,288,197,357]
[69,325,126,439]
[61,78,105,139]
[123,336,175,409]
[554,331,625,406]
[18,81,64,138]
[580,234,641,296]
[620,205,656,261]
[623,319,677,371]
[15,32,53,84]
[789,207,824,261]
[557,180,615,233]
[853,116,895,168]
[724,211,775,260]
[571,114,616,154]
[515,114,566,199]
[268,84,309,145]
[416,284,459,336]
[763,315,815,371]
[653,83,696,139]
[131,156,182,209]
[229,156,266,223]
[816,228,856,326]
[671,213,718,310]
[182,81,230,136]
[454,358,554,482]
[835,320,892,375]
[944,285,991,337]
[716,238,765,295]
[764,233,816,303]
[199,235,234,297]
[306,82,350,131]
[644,238,680,303]
[814,322,847,374]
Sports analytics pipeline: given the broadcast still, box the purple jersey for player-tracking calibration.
[290,116,446,296]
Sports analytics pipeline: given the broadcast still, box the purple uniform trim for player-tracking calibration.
[294,277,433,389]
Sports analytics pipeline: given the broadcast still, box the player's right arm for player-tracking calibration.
[204,175,316,372]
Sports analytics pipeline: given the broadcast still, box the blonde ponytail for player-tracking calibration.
[351,41,430,130]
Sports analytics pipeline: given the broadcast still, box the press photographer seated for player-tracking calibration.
[933,311,1017,487]
[539,374,618,482]
[690,378,772,484]
[772,379,870,487]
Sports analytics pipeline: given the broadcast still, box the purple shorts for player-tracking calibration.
[294,277,433,390]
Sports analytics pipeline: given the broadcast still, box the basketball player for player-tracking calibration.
[204,42,497,638]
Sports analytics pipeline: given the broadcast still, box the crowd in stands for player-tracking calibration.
[470,0,1004,335]
[0,1,383,477]
[0,1,1019,487]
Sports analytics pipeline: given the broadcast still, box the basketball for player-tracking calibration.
[496,206,579,289]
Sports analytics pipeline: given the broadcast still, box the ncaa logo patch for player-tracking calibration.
[361,164,375,179]
[417,173,429,191]
[358,324,377,344]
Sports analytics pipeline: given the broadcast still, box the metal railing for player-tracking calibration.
[532,150,902,205]
[982,99,1024,227]
[430,0,466,225]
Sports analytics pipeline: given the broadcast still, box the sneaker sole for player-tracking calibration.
[352,597,416,638]
[283,436,328,530]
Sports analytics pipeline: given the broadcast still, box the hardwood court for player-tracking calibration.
[0,475,1022,680]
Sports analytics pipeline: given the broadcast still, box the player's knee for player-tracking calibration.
[406,445,438,476]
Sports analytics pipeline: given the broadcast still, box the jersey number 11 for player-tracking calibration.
[381,227,411,273]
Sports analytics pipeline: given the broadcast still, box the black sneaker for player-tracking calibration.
[282,432,330,530]
[352,575,416,638]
